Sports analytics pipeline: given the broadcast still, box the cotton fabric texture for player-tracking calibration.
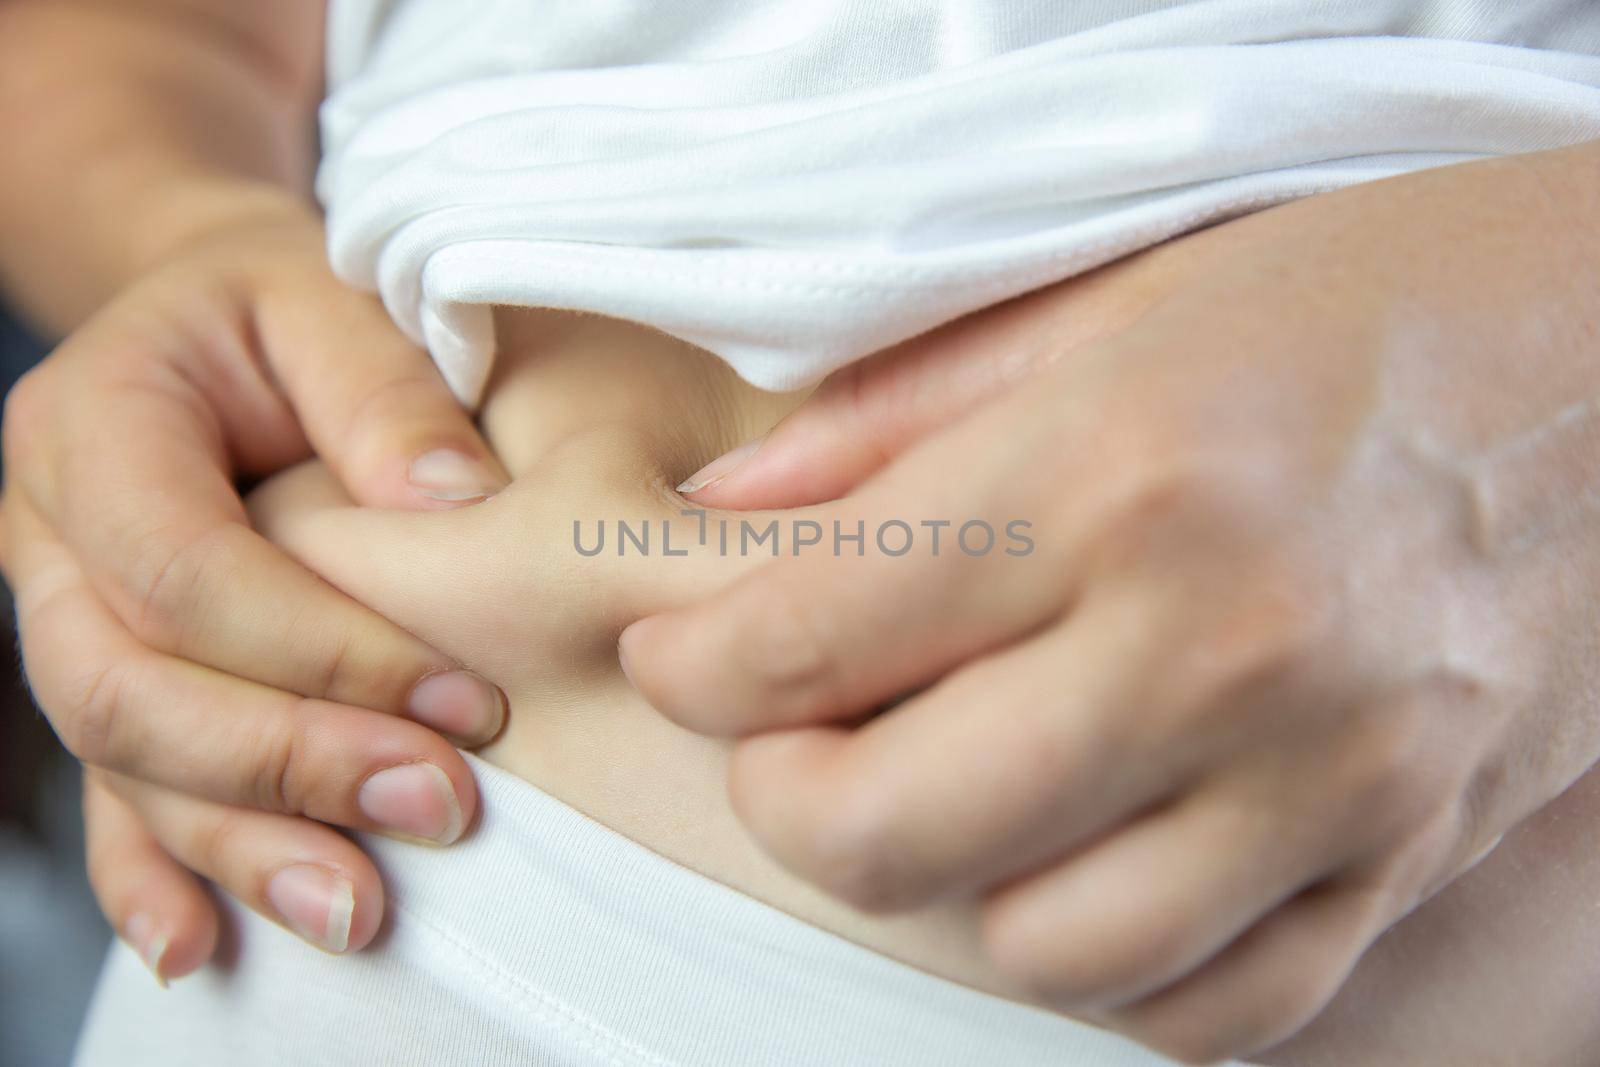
[320,0,1600,405]
[74,756,1231,1067]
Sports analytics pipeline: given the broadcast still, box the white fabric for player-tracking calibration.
[319,0,1600,405]
[73,756,1228,1067]
[83,7,1600,1061]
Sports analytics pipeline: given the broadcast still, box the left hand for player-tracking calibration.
[618,141,1600,1063]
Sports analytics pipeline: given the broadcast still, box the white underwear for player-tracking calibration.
[74,755,1244,1066]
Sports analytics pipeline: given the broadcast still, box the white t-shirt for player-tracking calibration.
[319,0,1600,405]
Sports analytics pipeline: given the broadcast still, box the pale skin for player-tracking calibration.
[620,142,1600,1061]
[2,0,1599,1061]
[0,0,509,972]
[247,301,1600,1067]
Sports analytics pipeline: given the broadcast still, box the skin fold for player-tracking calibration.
[247,311,1010,988]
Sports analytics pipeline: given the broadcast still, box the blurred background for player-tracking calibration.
[0,308,108,1067]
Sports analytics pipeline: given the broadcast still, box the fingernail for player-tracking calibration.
[407,670,506,742]
[266,864,355,954]
[678,434,766,494]
[408,448,501,503]
[124,912,170,987]
[358,762,464,844]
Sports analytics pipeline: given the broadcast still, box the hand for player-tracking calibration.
[618,143,1600,1062]
[0,200,509,979]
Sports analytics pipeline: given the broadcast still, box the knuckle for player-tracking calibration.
[1145,891,1379,1064]
[126,523,249,648]
[1170,584,1329,721]
[800,780,912,913]
[1095,917,1198,1000]
[190,806,253,882]
[307,625,358,705]
[736,580,842,721]
[1173,957,1345,1062]
[983,900,1190,1007]
[83,841,117,897]
[979,889,1099,998]
[1092,436,1303,573]
[1132,1022,1248,1067]
[246,698,303,815]
[293,602,428,713]
[981,900,1062,996]
[1258,967,1342,1048]
[1113,903,1384,1066]
[1091,461,1194,560]
[82,784,125,885]
[1085,464,1253,582]
[338,372,443,462]
[1117,983,1332,1066]
[60,658,136,768]
[1207,586,1322,687]
[1336,702,1438,831]
[83,845,125,908]
[2,365,53,464]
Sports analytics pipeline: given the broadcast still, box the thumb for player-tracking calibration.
[680,330,1027,511]
[682,269,1153,511]
[259,271,509,511]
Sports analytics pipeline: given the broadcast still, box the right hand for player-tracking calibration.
[0,198,510,979]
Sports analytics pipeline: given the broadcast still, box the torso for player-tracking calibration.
[464,308,1014,990]
[250,234,1600,1064]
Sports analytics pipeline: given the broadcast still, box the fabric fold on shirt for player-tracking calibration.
[319,0,1600,405]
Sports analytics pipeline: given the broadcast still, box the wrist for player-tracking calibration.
[0,3,320,336]
[3,174,320,340]
[137,177,323,273]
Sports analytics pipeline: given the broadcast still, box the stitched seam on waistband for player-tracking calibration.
[390,896,680,1067]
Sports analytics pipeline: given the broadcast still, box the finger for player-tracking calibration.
[242,450,807,722]
[1088,880,1390,1065]
[678,356,955,510]
[980,781,1342,1011]
[18,529,476,841]
[434,307,810,519]
[13,471,505,747]
[723,586,1202,911]
[256,267,508,509]
[107,772,386,956]
[619,352,1156,737]
[83,771,218,984]
[686,261,1162,510]
[619,489,1057,737]
[9,350,506,744]
[475,309,797,479]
